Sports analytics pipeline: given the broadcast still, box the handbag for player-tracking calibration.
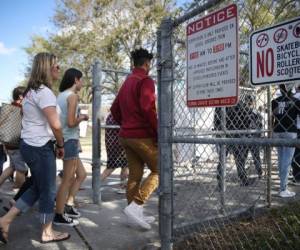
[0,103,22,146]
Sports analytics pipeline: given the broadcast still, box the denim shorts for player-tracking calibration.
[64,139,80,160]
[7,149,28,173]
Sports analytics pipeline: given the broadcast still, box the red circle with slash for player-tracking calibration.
[293,22,300,38]
[273,28,288,43]
[256,33,269,48]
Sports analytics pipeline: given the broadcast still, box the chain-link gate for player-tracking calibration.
[157,0,300,249]
[92,63,130,203]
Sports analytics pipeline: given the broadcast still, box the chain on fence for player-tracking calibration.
[157,0,300,249]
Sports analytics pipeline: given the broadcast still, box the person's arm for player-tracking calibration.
[139,78,158,137]
[213,108,221,131]
[110,94,122,125]
[67,94,88,128]
[43,106,64,158]
[271,100,276,130]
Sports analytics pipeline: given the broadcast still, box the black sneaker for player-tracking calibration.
[290,178,300,186]
[64,205,81,218]
[240,177,256,187]
[58,170,64,178]
[53,213,79,226]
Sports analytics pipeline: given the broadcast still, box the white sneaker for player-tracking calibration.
[116,188,126,194]
[279,190,296,198]
[124,202,151,230]
[144,215,155,224]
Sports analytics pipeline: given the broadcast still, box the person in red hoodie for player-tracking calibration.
[111,48,158,230]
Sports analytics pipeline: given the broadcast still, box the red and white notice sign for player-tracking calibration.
[187,3,239,107]
[250,17,300,85]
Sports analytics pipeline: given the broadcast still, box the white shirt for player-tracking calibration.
[21,85,56,146]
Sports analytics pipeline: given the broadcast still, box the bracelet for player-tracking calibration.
[55,143,64,149]
[55,137,64,149]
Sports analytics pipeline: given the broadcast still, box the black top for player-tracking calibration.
[214,102,263,138]
[214,102,254,131]
[272,94,300,133]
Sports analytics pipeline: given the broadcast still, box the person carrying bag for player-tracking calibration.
[0,103,22,147]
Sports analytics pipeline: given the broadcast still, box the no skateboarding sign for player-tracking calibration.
[250,17,300,85]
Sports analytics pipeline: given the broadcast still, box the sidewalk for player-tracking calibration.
[0,160,160,250]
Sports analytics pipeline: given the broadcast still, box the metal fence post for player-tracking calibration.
[92,61,102,204]
[266,86,272,207]
[220,107,226,213]
[158,17,174,250]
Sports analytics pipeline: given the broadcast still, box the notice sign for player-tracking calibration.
[187,3,239,107]
[250,17,300,85]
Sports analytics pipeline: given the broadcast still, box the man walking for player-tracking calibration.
[111,48,158,230]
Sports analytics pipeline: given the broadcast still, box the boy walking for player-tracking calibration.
[111,48,158,230]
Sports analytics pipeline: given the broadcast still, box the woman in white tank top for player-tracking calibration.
[54,68,88,226]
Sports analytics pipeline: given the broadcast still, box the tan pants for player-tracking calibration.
[119,138,158,205]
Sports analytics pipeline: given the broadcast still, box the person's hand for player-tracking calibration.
[56,147,64,159]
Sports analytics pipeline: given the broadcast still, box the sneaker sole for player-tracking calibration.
[279,193,296,198]
[279,195,295,198]
[65,213,81,219]
[144,216,155,224]
[53,221,79,226]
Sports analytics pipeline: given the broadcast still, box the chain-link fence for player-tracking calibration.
[157,0,300,249]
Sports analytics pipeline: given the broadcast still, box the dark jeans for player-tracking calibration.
[217,145,248,184]
[217,144,261,186]
[0,145,7,176]
[292,131,300,181]
[17,140,56,224]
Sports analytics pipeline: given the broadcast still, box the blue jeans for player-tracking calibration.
[273,132,297,191]
[17,140,56,224]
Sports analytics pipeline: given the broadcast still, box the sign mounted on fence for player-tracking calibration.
[250,17,300,85]
[186,3,239,107]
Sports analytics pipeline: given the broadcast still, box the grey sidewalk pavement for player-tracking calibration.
[0,161,160,250]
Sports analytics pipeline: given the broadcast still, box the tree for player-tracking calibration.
[25,0,177,102]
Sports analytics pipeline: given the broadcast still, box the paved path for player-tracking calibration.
[0,160,160,250]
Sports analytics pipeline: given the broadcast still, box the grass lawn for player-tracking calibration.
[175,201,300,249]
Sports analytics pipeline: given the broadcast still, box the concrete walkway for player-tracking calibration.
[0,160,160,250]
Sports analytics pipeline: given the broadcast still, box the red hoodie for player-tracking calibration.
[110,68,157,139]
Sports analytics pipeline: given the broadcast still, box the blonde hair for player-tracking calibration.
[27,52,57,91]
